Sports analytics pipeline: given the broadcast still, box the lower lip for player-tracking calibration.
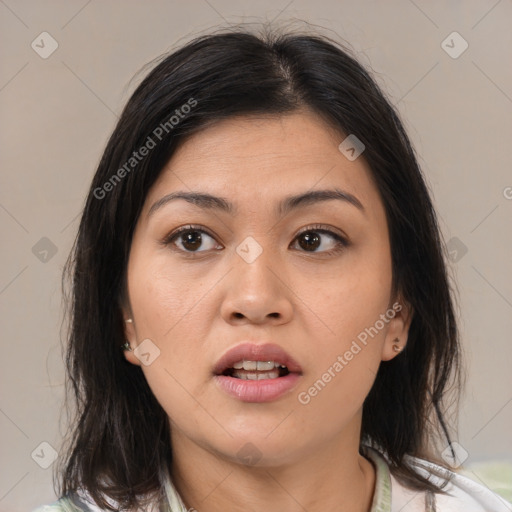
[214,373,301,403]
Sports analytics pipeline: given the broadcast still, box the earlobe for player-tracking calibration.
[381,298,413,361]
[382,336,406,361]
[392,338,403,353]
[121,315,142,366]
[122,341,142,366]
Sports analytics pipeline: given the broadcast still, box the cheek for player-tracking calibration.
[294,353,379,445]
[307,242,393,345]
[126,248,218,414]
[295,282,392,432]
[128,250,208,340]
[293,245,392,411]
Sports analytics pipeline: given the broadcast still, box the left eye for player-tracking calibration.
[291,227,348,254]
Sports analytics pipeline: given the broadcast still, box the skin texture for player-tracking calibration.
[122,111,412,512]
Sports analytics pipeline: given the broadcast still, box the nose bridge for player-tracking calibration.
[220,234,292,323]
[233,233,279,295]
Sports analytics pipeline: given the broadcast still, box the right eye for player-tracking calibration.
[163,225,222,254]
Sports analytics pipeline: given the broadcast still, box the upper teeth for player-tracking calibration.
[232,360,287,371]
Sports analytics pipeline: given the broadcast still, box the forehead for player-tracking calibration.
[166,111,348,173]
[142,111,381,218]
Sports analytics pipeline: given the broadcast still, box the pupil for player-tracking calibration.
[183,231,202,251]
[300,232,320,251]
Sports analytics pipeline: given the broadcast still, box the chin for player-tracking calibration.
[210,430,307,468]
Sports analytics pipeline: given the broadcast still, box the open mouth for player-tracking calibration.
[213,344,302,402]
[221,360,290,380]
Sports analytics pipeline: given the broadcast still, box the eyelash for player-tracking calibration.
[161,223,349,257]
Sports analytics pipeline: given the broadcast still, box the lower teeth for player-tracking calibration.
[232,369,280,380]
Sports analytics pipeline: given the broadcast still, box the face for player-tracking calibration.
[123,111,411,468]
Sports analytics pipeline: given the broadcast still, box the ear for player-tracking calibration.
[121,307,142,367]
[381,297,413,362]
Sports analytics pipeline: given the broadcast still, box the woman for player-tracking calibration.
[34,25,511,512]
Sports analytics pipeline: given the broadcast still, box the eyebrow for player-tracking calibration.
[147,188,364,218]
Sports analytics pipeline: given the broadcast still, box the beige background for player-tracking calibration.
[1,1,511,510]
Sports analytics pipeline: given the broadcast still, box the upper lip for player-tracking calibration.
[213,343,303,375]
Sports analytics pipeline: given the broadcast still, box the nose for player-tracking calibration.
[220,243,293,326]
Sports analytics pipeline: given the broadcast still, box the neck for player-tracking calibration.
[169,428,376,512]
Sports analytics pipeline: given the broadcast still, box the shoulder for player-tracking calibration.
[31,487,166,512]
[31,494,105,512]
[391,456,512,512]
[32,505,66,512]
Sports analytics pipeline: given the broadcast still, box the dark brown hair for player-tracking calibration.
[57,24,461,510]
